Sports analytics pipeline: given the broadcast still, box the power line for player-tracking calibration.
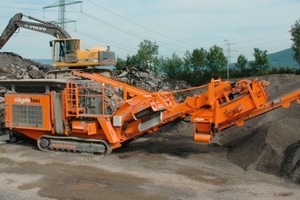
[74,29,174,58]
[0,5,46,12]
[236,39,291,49]
[75,29,137,54]
[235,32,289,44]
[68,6,187,55]
[0,5,78,13]
[43,0,82,30]
[1,0,46,6]
[100,0,201,45]
[86,0,195,48]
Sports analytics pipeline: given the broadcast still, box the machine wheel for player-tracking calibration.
[100,140,112,155]
[39,138,50,149]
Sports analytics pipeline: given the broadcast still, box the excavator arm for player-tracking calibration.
[0,13,71,49]
[0,13,116,69]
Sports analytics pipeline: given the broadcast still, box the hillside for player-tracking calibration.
[268,48,299,69]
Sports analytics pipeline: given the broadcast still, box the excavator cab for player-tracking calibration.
[50,38,116,68]
[51,39,79,64]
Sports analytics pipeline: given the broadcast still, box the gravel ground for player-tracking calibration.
[0,133,300,200]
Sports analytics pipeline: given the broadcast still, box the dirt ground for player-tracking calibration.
[0,130,300,200]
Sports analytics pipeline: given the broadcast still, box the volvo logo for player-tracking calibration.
[28,25,47,32]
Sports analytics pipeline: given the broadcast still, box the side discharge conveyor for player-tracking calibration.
[0,72,299,155]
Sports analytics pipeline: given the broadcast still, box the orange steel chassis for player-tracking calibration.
[3,71,300,152]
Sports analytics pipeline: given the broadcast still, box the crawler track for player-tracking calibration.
[37,135,112,155]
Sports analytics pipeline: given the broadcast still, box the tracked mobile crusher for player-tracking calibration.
[1,71,300,155]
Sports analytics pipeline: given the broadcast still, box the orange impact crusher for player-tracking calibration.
[1,71,299,155]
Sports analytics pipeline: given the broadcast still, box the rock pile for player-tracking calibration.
[0,52,48,124]
[0,52,190,92]
[113,66,189,92]
[0,52,47,79]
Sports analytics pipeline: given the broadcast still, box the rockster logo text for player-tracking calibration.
[14,97,41,104]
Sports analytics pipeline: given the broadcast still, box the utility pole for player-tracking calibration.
[224,39,234,79]
[43,0,82,30]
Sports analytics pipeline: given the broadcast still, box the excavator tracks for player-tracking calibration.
[45,68,113,79]
[37,135,112,155]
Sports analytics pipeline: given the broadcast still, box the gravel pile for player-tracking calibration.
[216,74,300,184]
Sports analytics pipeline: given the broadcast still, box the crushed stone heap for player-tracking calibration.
[0,52,46,79]
[214,74,300,184]
[113,66,190,92]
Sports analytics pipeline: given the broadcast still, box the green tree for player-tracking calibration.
[250,48,269,76]
[190,48,207,71]
[182,50,192,72]
[115,55,139,69]
[206,45,227,78]
[115,57,126,70]
[182,48,209,85]
[290,18,300,67]
[136,39,159,72]
[160,53,183,79]
[116,40,159,72]
[235,54,248,77]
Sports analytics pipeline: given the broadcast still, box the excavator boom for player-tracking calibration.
[0,13,70,49]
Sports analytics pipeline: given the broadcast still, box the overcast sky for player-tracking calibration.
[0,0,299,61]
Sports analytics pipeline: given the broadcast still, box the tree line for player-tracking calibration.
[116,18,300,86]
